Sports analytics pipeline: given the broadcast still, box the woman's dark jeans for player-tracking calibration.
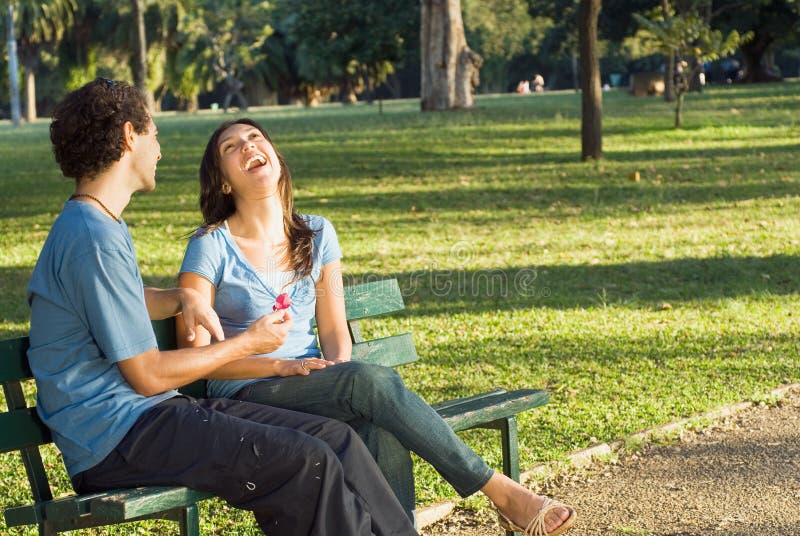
[234,361,494,521]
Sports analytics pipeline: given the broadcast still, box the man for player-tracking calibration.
[27,78,416,536]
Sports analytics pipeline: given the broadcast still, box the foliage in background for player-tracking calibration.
[275,0,417,104]
[462,0,540,93]
[633,7,753,126]
[712,0,800,82]
[174,0,274,111]
[1,0,76,121]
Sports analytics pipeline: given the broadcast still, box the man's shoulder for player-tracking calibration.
[43,205,132,265]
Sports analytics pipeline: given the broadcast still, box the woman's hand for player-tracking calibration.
[274,358,331,377]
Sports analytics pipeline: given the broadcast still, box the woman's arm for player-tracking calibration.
[315,259,352,363]
[204,356,330,379]
[177,272,330,379]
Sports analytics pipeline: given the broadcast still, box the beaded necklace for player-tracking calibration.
[70,194,120,223]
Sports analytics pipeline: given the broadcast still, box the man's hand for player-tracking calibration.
[245,310,293,355]
[179,287,224,342]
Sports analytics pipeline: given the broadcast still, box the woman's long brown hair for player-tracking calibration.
[197,118,315,281]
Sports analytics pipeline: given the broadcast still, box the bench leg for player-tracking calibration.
[178,504,200,536]
[499,416,520,483]
[499,417,521,536]
[38,522,58,536]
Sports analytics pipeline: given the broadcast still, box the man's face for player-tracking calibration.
[133,117,161,193]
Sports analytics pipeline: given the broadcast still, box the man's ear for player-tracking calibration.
[123,121,136,151]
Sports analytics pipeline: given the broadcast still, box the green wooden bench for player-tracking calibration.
[2,278,548,535]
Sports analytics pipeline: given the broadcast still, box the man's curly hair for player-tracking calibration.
[50,78,151,181]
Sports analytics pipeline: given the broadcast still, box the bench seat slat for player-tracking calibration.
[432,389,507,411]
[351,333,417,367]
[437,389,549,432]
[0,408,51,453]
[90,487,214,520]
[6,487,213,527]
[4,502,43,527]
[44,491,110,521]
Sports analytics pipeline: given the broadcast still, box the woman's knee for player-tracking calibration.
[341,361,404,390]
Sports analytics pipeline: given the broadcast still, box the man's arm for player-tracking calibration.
[117,309,291,396]
[144,286,224,342]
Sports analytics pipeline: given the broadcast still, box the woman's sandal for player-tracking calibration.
[497,497,577,536]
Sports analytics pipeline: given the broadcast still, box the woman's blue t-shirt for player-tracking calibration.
[179,214,342,398]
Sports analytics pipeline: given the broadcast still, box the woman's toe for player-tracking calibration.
[545,506,572,532]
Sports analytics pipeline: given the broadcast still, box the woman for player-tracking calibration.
[178,118,576,536]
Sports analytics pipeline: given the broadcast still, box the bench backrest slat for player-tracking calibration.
[0,408,51,453]
[343,279,405,321]
[2,373,54,504]
[351,333,418,367]
[0,337,32,383]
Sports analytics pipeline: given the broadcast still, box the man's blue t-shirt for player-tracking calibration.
[179,214,342,399]
[27,200,177,477]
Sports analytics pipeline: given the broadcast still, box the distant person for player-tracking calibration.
[532,74,545,93]
[517,80,531,94]
[176,117,578,536]
[27,78,416,536]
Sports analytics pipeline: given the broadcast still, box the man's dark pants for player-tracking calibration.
[72,397,416,536]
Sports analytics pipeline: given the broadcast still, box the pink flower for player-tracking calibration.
[273,292,292,311]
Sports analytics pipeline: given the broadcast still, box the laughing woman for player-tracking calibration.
[178,118,576,536]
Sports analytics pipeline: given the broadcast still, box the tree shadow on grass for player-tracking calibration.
[347,254,800,317]
[300,178,798,220]
[286,139,798,181]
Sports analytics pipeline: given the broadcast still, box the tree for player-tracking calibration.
[131,0,154,111]
[633,9,752,127]
[462,0,537,93]
[578,0,602,160]
[276,0,417,105]
[177,0,273,112]
[420,0,482,111]
[4,4,20,125]
[713,0,800,82]
[526,0,581,90]
[4,0,76,122]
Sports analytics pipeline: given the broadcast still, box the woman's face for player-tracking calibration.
[217,123,282,199]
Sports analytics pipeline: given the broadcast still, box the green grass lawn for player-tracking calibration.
[1,82,799,534]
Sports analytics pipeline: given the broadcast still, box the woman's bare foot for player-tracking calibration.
[481,473,573,534]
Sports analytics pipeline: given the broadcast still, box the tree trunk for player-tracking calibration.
[662,0,675,102]
[6,5,21,127]
[675,92,684,128]
[741,32,782,83]
[664,53,676,101]
[578,0,602,161]
[570,48,579,91]
[223,76,248,112]
[24,66,36,122]
[420,0,482,111]
[131,0,155,112]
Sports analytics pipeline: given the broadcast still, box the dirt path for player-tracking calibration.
[421,388,800,536]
